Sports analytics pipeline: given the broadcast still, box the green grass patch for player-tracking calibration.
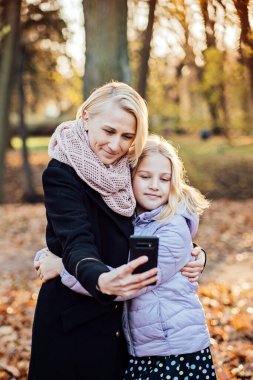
[11,136,50,152]
[170,135,253,158]
[169,136,253,199]
[10,134,253,198]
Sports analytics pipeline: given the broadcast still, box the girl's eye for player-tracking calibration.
[105,130,114,135]
[123,135,133,140]
[140,176,149,179]
[161,178,170,182]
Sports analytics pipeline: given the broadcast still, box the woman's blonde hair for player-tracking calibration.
[132,134,210,221]
[76,81,148,166]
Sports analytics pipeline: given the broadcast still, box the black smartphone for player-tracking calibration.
[129,235,159,278]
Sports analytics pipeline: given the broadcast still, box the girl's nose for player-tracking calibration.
[149,179,159,190]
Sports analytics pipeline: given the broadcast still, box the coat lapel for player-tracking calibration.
[85,186,134,241]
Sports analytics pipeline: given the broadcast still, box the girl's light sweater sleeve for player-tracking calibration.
[60,268,92,296]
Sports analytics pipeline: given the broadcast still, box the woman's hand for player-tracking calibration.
[34,251,63,283]
[180,246,205,282]
[97,256,158,297]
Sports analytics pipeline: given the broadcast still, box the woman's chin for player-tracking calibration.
[99,153,120,165]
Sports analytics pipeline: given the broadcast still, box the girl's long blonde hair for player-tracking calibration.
[132,134,210,221]
[76,81,148,166]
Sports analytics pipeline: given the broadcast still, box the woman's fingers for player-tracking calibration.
[181,264,203,273]
[181,268,203,277]
[191,246,201,256]
[188,258,204,267]
[117,266,158,288]
[182,270,200,277]
[120,255,158,280]
[124,275,158,293]
[189,276,199,282]
[98,257,159,296]
[124,256,149,274]
[36,267,44,281]
[131,267,158,284]
[182,260,204,269]
[34,261,40,269]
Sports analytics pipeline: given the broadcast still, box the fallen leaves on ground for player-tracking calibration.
[0,201,252,379]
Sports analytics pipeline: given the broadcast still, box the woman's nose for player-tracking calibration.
[108,136,121,151]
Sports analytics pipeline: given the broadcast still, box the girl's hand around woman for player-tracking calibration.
[97,256,158,297]
[180,246,205,282]
[34,251,63,283]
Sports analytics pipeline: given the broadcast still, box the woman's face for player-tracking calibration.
[84,103,136,165]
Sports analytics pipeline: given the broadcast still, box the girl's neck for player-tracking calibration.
[135,205,146,216]
[135,204,166,216]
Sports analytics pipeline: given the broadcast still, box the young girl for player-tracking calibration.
[35,135,216,380]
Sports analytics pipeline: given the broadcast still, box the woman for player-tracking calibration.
[28,82,205,380]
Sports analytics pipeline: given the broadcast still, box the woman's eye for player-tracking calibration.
[161,178,170,182]
[140,176,149,179]
[123,135,133,140]
[105,130,114,135]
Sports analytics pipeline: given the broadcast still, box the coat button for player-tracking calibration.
[116,331,120,337]
[115,304,118,309]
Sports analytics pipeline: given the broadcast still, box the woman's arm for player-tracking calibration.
[34,248,157,300]
[42,162,114,303]
[181,245,206,282]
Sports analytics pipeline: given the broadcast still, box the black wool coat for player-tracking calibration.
[28,159,134,380]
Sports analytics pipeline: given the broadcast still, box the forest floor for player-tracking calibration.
[0,199,252,380]
[0,149,253,379]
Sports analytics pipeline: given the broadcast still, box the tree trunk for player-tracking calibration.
[137,0,157,99]
[209,103,220,133]
[82,0,131,99]
[199,1,229,137]
[200,0,216,48]
[233,0,253,129]
[0,0,21,202]
[18,46,38,202]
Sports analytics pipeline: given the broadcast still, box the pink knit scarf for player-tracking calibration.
[48,118,136,217]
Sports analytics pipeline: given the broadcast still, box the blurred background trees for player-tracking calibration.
[0,0,253,202]
[0,4,252,379]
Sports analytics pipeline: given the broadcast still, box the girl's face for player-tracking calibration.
[133,153,172,215]
[84,103,136,165]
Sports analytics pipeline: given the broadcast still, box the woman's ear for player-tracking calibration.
[82,110,89,122]
[82,110,89,131]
